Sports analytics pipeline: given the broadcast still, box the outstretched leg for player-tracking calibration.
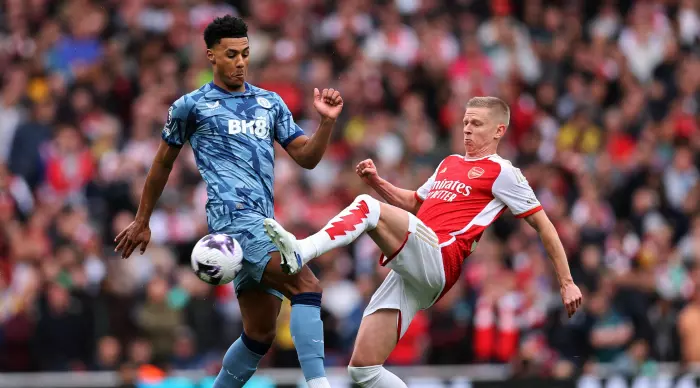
[263,195,425,388]
[264,194,410,274]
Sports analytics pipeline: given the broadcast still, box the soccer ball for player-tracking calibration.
[190,234,243,285]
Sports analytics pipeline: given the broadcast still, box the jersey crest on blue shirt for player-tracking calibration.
[162,82,304,232]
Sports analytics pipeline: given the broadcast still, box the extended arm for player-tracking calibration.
[115,139,180,258]
[356,158,422,214]
[492,163,582,317]
[135,140,181,224]
[524,210,582,317]
[524,210,574,286]
[367,177,422,215]
[116,96,191,259]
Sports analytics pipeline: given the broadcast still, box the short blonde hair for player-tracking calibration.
[467,96,510,127]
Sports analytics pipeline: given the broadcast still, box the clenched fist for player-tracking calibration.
[313,88,344,120]
[356,159,380,185]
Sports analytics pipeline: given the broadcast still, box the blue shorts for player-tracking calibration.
[212,212,283,300]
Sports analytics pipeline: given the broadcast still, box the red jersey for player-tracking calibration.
[415,154,542,297]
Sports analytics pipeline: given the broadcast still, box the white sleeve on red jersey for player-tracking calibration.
[415,157,452,203]
[415,166,437,203]
[492,160,543,218]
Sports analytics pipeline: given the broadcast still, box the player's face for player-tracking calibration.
[462,107,506,154]
[207,37,250,91]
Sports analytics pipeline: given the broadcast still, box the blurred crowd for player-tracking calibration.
[0,0,699,382]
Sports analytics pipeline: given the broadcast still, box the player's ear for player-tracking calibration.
[206,49,216,65]
[494,124,507,139]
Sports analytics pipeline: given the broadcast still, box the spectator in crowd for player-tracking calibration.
[94,336,122,371]
[0,0,698,380]
[588,280,634,364]
[135,276,183,364]
[33,282,93,371]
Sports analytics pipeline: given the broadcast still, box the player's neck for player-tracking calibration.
[464,148,496,160]
[212,76,246,93]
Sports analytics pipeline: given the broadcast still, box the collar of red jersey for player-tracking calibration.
[463,153,497,161]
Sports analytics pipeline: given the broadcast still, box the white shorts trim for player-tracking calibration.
[363,213,445,339]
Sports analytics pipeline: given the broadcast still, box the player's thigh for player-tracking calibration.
[227,214,287,300]
[226,217,319,299]
[376,213,443,295]
[367,202,411,257]
[237,287,282,344]
[261,251,321,299]
[349,309,399,367]
[351,271,422,366]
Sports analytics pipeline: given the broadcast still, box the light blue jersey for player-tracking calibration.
[163,82,304,297]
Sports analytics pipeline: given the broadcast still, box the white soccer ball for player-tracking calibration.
[190,234,243,285]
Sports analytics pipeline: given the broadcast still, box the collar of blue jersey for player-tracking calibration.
[208,81,253,97]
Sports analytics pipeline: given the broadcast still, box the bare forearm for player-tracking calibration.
[527,212,574,286]
[369,177,421,214]
[526,211,582,317]
[296,118,336,169]
[135,142,179,224]
[539,223,574,286]
[135,162,172,223]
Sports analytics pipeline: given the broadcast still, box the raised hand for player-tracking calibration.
[313,88,344,120]
[356,159,379,185]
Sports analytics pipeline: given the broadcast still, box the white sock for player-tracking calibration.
[298,194,380,264]
[307,376,332,388]
[348,365,408,388]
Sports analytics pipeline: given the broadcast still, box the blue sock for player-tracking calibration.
[290,292,326,381]
[213,332,271,388]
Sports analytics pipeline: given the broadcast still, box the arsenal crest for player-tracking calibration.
[468,167,484,179]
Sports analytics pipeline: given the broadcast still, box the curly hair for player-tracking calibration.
[203,15,248,48]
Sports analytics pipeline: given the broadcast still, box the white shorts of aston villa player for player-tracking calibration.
[362,212,446,339]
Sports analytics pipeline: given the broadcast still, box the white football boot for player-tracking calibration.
[263,218,303,275]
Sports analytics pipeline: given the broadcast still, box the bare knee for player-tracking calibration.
[283,266,321,297]
[366,202,410,256]
[242,314,277,344]
[238,289,281,345]
[350,343,389,367]
[349,352,374,368]
[244,327,276,345]
[263,253,322,298]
